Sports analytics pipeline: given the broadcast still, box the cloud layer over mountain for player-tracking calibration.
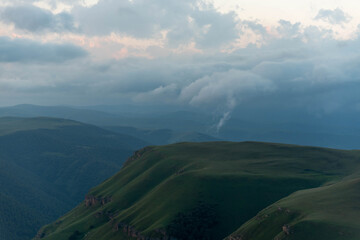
[0,0,360,126]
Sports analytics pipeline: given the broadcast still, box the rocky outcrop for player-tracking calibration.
[35,220,63,239]
[85,195,112,207]
[113,222,176,240]
[123,147,153,167]
[34,231,45,239]
[175,167,185,175]
[277,206,291,214]
[85,195,97,207]
[282,224,291,235]
[95,210,117,220]
[228,235,244,240]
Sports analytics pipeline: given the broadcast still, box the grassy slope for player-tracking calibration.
[0,117,147,240]
[228,175,360,240]
[36,142,360,240]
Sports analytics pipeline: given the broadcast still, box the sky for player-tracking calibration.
[1,0,360,125]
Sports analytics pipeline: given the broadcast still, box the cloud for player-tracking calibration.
[277,20,301,38]
[0,37,87,63]
[242,20,268,36]
[133,83,179,103]
[177,69,275,129]
[72,0,239,48]
[314,8,352,25]
[0,5,77,32]
[1,9,360,125]
[179,69,274,106]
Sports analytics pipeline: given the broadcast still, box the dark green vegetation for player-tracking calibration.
[36,142,360,240]
[0,117,146,240]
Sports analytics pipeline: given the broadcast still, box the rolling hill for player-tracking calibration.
[227,177,360,240]
[3,104,360,149]
[0,117,147,240]
[104,126,219,145]
[0,105,219,145]
[0,104,121,127]
[35,142,360,240]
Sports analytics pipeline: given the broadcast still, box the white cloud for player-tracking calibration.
[72,0,239,48]
[180,69,274,106]
[315,8,352,25]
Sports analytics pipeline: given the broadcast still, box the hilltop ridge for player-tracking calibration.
[35,141,360,240]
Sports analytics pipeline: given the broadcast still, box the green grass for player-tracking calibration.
[230,177,360,240]
[36,141,360,240]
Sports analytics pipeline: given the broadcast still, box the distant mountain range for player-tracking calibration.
[35,142,360,240]
[1,104,360,149]
[0,117,146,240]
[0,105,219,145]
[104,126,219,145]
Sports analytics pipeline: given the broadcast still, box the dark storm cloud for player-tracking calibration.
[123,21,360,119]
[0,5,77,32]
[0,37,87,63]
[314,8,352,25]
[0,3,360,126]
[1,32,360,121]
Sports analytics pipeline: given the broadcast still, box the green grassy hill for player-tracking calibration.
[35,142,360,240]
[228,176,360,240]
[0,117,147,240]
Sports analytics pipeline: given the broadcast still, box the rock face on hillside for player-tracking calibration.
[282,224,291,235]
[84,193,174,240]
[228,236,244,240]
[84,195,112,207]
[123,146,153,167]
[35,232,46,239]
[113,222,174,240]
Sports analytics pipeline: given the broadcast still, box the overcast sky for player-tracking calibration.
[1,0,360,125]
